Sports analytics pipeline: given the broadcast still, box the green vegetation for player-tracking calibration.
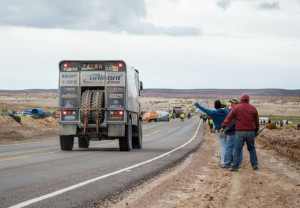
[266,123,281,130]
[12,115,21,123]
[259,115,300,123]
[150,101,168,104]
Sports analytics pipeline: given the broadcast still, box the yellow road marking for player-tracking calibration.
[144,130,164,137]
[0,150,61,162]
[0,124,176,162]
[0,142,118,162]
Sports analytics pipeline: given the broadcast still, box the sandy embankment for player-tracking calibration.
[0,116,59,143]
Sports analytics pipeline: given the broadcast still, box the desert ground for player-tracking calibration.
[0,92,300,207]
[1,92,299,143]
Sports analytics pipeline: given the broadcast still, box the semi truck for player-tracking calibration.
[58,60,143,151]
[172,107,183,118]
[142,112,158,122]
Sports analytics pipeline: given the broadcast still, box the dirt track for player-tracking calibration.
[105,125,300,208]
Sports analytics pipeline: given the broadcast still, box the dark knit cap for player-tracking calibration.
[214,100,222,109]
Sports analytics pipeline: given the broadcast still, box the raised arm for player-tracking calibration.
[194,102,214,116]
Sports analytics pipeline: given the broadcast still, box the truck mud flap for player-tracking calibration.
[60,124,77,136]
[108,124,125,137]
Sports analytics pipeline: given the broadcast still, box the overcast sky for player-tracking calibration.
[0,0,299,90]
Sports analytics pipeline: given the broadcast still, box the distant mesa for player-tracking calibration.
[0,88,299,97]
[141,89,300,98]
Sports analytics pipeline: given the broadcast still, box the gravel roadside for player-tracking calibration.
[105,125,300,208]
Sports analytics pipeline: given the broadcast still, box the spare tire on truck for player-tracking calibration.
[91,90,105,124]
[80,90,93,124]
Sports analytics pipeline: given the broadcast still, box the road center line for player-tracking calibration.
[9,119,202,208]
[0,142,117,162]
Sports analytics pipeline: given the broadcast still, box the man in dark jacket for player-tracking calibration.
[194,100,229,166]
[221,94,259,172]
[221,99,243,168]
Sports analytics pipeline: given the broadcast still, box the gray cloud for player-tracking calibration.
[0,0,201,36]
[217,0,231,10]
[217,0,280,10]
[257,2,280,10]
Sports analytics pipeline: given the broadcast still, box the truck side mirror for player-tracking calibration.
[140,81,143,91]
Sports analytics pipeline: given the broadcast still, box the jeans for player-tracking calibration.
[218,132,227,165]
[224,134,243,166]
[232,131,258,170]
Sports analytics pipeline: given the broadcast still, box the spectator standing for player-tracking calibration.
[209,119,214,132]
[188,112,191,119]
[280,120,283,127]
[221,93,259,172]
[194,100,229,166]
[180,113,185,122]
[221,99,243,168]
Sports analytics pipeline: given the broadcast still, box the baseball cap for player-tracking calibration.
[241,93,250,101]
[229,99,238,104]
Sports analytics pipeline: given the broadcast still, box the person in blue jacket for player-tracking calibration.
[194,100,229,166]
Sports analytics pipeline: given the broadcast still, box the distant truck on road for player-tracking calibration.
[172,107,183,118]
[58,60,143,151]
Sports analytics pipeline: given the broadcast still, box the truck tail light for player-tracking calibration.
[62,110,74,115]
[63,63,72,68]
[114,62,123,68]
[109,110,124,120]
[114,110,124,115]
[61,110,78,121]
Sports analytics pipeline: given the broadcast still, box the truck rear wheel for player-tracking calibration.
[91,90,105,124]
[60,135,74,151]
[78,136,90,148]
[132,120,142,149]
[80,90,93,124]
[119,119,132,151]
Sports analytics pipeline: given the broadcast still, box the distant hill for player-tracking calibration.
[0,89,58,93]
[0,88,299,98]
[141,89,300,98]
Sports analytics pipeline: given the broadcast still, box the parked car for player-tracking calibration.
[15,112,24,116]
[24,110,33,115]
[54,113,60,118]
[32,109,45,118]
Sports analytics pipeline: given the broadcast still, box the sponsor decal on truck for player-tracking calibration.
[60,72,79,86]
[80,72,125,86]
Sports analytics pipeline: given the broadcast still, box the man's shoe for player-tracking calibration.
[252,165,259,170]
[230,168,238,172]
[221,165,231,168]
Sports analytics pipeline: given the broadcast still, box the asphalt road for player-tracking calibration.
[0,117,204,208]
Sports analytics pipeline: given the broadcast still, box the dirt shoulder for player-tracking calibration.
[105,126,300,208]
[0,116,59,144]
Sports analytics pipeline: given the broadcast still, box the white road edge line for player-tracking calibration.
[9,119,202,208]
